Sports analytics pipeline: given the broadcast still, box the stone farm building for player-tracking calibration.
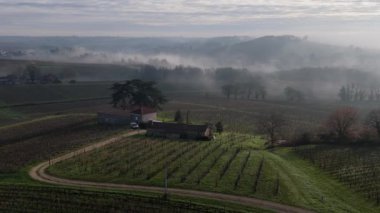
[146,121,214,140]
[97,107,157,125]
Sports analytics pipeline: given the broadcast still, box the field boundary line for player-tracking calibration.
[29,131,314,213]
[0,97,109,109]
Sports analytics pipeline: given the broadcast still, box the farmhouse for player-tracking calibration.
[130,107,157,123]
[146,121,213,140]
[97,106,157,125]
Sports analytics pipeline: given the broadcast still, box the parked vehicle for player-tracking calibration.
[130,122,139,129]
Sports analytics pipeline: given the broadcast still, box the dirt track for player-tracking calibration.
[29,130,314,213]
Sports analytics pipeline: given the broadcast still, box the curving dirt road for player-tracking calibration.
[29,130,314,213]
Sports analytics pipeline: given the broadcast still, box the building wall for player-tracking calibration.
[130,114,141,123]
[142,113,157,122]
[146,129,207,140]
[131,112,157,123]
[97,113,130,125]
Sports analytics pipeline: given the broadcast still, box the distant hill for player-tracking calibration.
[1,35,379,72]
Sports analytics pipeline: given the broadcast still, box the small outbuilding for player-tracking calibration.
[146,121,214,140]
[97,106,157,125]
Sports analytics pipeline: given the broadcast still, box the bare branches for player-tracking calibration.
[324,107,358,142]
[256,112,286,145]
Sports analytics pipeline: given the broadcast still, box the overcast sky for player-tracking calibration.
[1,0,380,48]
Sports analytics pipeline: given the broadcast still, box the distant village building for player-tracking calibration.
[97,107,157,125]
[146,121,214,140]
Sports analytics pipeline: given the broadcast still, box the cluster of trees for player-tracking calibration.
[137,65,205,82]
[3,64,62,85]
[222,83,266,100]
[284,86,304,102]
[338,84,380,102]
[320,107,380,143]
[217,68,266,100]
[257,107,380,146]
[291,107,380,145]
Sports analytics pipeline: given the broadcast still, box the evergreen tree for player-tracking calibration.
[215,121,224,134]
[174,110,183,123]
[339,86,347,101]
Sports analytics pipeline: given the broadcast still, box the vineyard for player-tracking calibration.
[0,114,258,212]
[295,145,380,205]
[0,114,125,173]
[0,184,242,213]
[48,134,287,199]
[2,91,380,212]
[47,133,379,212]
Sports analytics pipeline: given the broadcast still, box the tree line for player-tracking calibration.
[339,83,380,102]
[2,64,63,85]
[258,106,380,146]
[217,68,267,100]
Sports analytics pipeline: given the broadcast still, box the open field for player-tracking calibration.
[0,82,207,126]
[0,83,111,105]
[0,83,111,125]
[295,145,380,205]
[161,96,380,137]
[48,134,378,213]
[0,99,109,126]
[0,114,125,174]
[2,80,377,131]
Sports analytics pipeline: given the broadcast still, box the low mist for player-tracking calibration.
[1,35,380,101]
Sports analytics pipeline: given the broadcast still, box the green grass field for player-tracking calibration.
[47,133,379,213]
[295,145,380,205]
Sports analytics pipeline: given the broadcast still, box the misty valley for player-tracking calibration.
[1,34,380,213]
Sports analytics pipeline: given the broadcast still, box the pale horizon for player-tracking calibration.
[1,0,380,49]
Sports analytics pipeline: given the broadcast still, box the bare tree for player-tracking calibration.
[365,109,380,138]
[256,112,286,145]
[325,107,358,142]
[222,84,233,99]
[24,64,41,84]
